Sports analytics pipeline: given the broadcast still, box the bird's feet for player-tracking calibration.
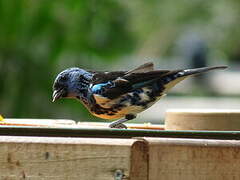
[109,115,136,129]
[109,122,127,129]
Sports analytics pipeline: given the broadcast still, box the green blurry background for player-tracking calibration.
[0,0,239,122]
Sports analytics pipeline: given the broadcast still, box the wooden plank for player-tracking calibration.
[166,109,240,131]
[1,118,76,127]
[143,137,240,180]
[2,134,240,179]
[130,141,149,180]
[1,119,165,130]
[0,136,137,180]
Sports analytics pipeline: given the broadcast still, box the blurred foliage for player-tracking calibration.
[0,0,239,120]
[0,0,135,120]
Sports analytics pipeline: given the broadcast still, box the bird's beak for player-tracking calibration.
[52,89,65,102]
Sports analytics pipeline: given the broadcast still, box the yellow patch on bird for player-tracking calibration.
[92,104,144,120]
[93,113,122,120]
[92,110,125,120]
[93,94,113,108]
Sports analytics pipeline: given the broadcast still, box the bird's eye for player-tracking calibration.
[61,75,68,82]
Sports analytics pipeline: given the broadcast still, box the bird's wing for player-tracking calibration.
[123,70,170,87]
[91,70,171,99]
[91,71,126,84]
[91,65,227,107]
[126,62,154,74]
[90,62,154,84]
[90,69,171,108]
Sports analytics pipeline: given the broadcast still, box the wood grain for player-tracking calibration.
[130,141,148,180]
[143,137,240,180]
[0,136,136,180]
[1,136,240,180]
[166,109,240,130]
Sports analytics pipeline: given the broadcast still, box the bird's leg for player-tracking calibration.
[109,119,128,129]
[109,114,136,129]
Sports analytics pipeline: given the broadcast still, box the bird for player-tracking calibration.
[52,62,227,128]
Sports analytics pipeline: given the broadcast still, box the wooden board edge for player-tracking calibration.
[130,139,149,180]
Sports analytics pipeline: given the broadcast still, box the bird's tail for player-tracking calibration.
[162,65,227,91]
[177,66,227,77]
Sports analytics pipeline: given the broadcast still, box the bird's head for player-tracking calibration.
[52,67,91,102]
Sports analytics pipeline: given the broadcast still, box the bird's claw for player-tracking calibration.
[109,123,127,129]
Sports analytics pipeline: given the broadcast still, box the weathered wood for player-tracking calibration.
[1,118,76,127]
[1,136,240,180]
[1,119,165,130]
[143,137,240,180]
[0,136,137,180]
[166,109,240,130]
[130,141,148,180]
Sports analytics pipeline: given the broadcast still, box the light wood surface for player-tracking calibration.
[0,136,136,180]
[1,132,240,179]
[166,109,240,130]
[144,137,240,180]
[130,141,148,180]
[1,118,165,130]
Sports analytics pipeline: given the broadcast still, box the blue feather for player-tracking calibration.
[91,81,113,94]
